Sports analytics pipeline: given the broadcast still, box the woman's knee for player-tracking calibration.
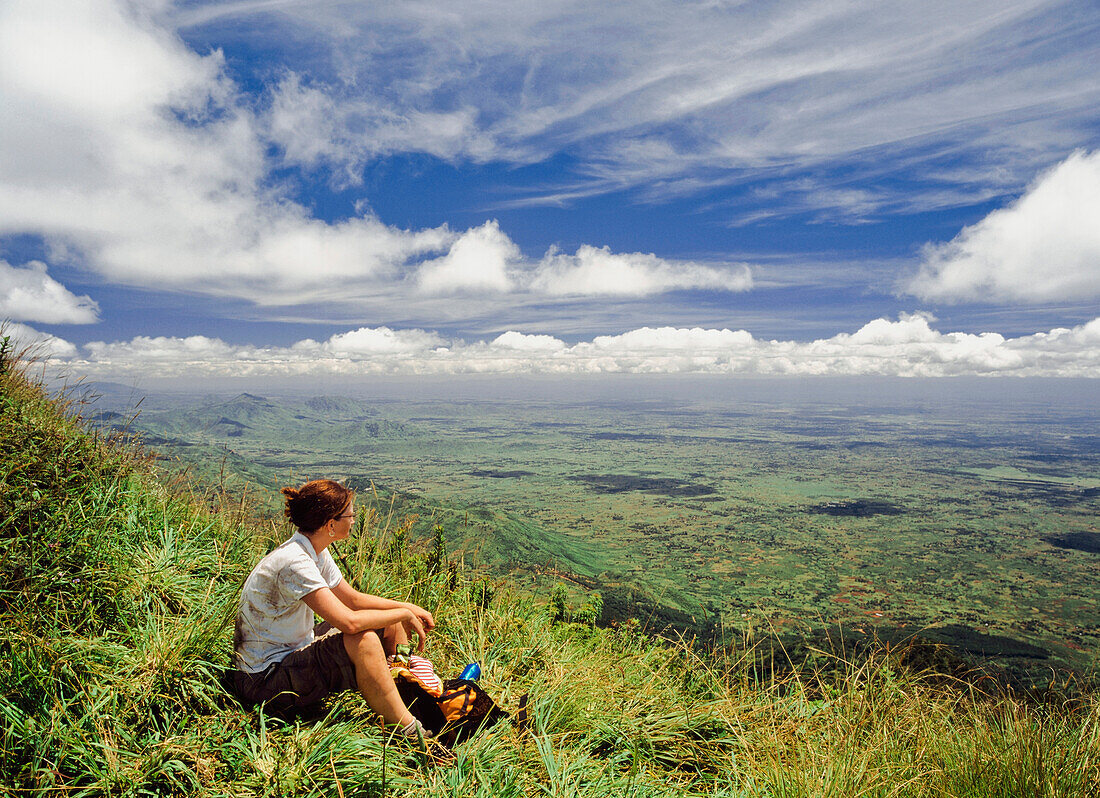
[343,629,385,664]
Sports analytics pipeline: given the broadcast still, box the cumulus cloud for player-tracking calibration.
[84,334,240,363]
[589,327,755,352]
[910,150,1100,303]
[0,0,456,306]
[1,322,78,359]
[47,315,1100,379]
[413,232,752,299]
[845,313,940,345]
[416,221,518,294]
[490,331,566,351]
[531,245,752,296]
[0,260,99,323]
[320,327,446,355]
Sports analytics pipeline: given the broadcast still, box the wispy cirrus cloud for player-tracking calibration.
[30,314,1100,379]
[263,72,492,185]
[177,0,1100,215]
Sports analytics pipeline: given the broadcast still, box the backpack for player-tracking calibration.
[395,677,508,747]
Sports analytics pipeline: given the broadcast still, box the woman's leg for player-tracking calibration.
[342,629,415,727]
[380,620,409,657]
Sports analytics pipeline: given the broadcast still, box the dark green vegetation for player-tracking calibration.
[1045,531,1100,554]
[94,380,1100,686]
[807,500,904,517]
[567,474,717,497]
[3,358,1100,795]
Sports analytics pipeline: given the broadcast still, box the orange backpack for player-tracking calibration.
[395,677,508,747]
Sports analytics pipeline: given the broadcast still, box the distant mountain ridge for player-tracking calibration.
[124,393,411,446]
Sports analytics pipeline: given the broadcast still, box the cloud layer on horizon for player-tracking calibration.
[11,314,1099,379]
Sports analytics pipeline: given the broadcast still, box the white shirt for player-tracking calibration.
[234,531,343,673]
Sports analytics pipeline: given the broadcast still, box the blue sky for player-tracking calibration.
[1,0,1099,379]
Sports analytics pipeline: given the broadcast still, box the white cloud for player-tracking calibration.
[0,0,459,307]
[490,331,566,352]
[531,245,752,296]
[414,228,755,299]
[0,260,99,323]
[910,150,1100,303]
[800,314,1023,376]
[416,221,518,294]
[588,327,755,352]
[263,73,345,170]
[1,321,78,359]
[265,73,490,182]
[845,313,940,345]
[84,334,239,363]
[320,327,445,355]
[49,315,1100,379]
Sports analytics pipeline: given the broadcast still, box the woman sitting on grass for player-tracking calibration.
[232,479,436,741]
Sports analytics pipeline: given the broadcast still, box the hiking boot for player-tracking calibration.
[420,738,457,767]
[401,716,456,767]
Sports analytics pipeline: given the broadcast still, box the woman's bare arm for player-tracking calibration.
[303,586,425,646]
[331,579,436,632]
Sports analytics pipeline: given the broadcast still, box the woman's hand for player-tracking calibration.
[402,602,436,633]
[401,608,429,651]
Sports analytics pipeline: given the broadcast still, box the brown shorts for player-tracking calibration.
[232,630,370,719]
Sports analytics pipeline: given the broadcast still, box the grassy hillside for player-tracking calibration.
[1,350,1098,797]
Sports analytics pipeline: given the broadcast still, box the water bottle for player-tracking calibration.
[459,662,481,681]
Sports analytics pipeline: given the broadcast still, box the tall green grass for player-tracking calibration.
[1,350,1098,797]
